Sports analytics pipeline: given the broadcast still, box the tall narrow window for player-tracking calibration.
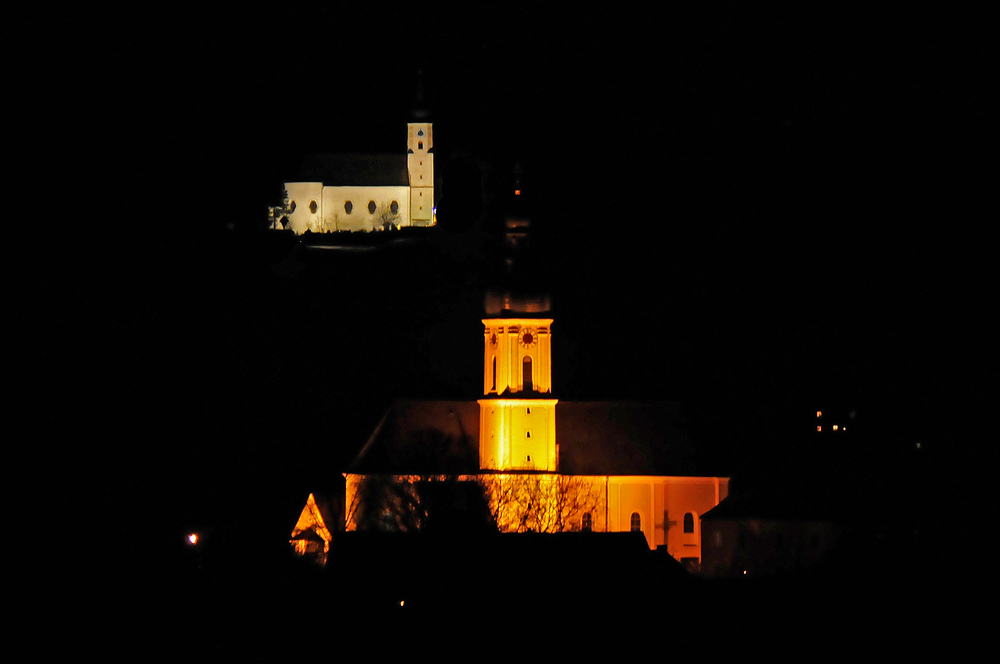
[522,356,533,392]
[582,513,592,532]
[684,512,695,533]
[630,512,641,532]
[491,356,496,393]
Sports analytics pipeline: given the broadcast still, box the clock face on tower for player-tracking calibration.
[521,331,535,347]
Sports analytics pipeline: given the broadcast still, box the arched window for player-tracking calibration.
[684,512,695,533]
[522,356,533,392]
[582,513,592,532]
[344,201,353,214]
[390,200,399,215]
[309,200,317,214]
[367,200,377,214]
[630,512,641,532]
[491,356,496,393]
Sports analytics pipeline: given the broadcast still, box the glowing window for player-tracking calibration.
[832,425,839,431]
[344,201,353,214]
[390,200,399,215]
[309,200,317,214]
[630,512,641,532]
[817,426,822,432]
[816,410,822,418]
[582,513,592,532]
[684,513,694,533]
[522,356,533,392]
[368,200,377,214]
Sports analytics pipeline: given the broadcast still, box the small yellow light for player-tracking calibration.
[816,411,822,418]
[817,426,821,432]
[832,425,839,431]
[187,533,199,545]
[514,189,520,195]
[399,600,405,607]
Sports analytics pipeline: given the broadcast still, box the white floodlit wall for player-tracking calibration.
[321,186,411,232]
[284,182,324,234]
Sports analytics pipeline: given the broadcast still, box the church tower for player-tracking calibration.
[478,317,558,471]
[478,165,557,471]
[407,123,434,224]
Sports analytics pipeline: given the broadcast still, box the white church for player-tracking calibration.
[269,121,435,234]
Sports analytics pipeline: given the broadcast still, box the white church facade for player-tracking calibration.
[270,122,435,234]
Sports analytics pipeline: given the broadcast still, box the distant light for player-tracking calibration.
[515,189,521,195]
[817,426,822,432]
[832,425,839,431]
[187,533,199,545]
[916,442,922,450]
[399,600,405,607]
[816,411,822,418]
[743,570,747,575]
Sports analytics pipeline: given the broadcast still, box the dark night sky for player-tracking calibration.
[24,7,990,571]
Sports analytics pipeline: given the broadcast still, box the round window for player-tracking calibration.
[368,200,377,215]
[344,201,353,214]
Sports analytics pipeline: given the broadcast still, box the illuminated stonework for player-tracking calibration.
[270,122,435,233]
[302,308,730,565]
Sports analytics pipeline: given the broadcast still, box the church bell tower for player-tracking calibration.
[478,166,557,471]
[407,123,434,224]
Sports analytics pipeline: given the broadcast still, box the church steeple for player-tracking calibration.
[478,167,557,471]
[407,70,434,225]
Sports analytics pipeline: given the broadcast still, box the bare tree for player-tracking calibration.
[375,201,402,231]
[477,474,604,534]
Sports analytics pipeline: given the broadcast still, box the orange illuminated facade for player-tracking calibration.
[324,310,730,566]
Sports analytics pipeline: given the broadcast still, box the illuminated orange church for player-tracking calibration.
[292,293,730,569]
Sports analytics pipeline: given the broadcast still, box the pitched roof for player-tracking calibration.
[349,399,713,476]
[293,153,409,186]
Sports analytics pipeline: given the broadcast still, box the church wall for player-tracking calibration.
[321,186,411,232]
[606,476,724,556]
[284,182,324,234]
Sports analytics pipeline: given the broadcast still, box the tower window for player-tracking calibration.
[368,200,376,214]
[390,200,399,215]
[417,129,424,137]
[491,356,496,393]
[418,141,423,150]
[525,430,531,439]
[526,407,531,415]
[630,512,641,532]
[344,201,353,214]
[684,513,695,534]
[522,356,533,392]
[582,513,592,532]
[309,200,317,214]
